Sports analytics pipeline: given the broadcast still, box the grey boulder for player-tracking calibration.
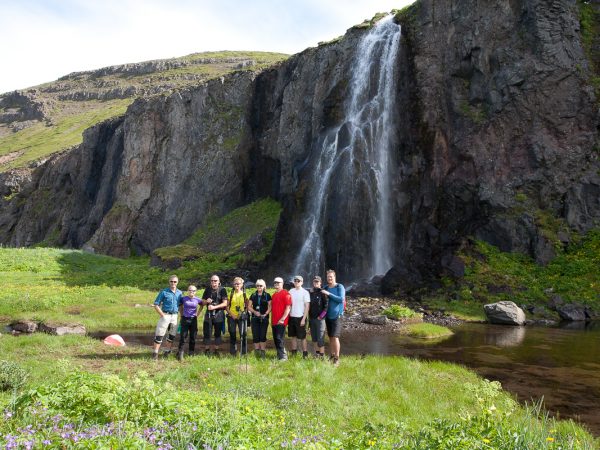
[484,301,526,326]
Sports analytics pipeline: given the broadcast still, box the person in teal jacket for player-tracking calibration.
[320,269,345,366]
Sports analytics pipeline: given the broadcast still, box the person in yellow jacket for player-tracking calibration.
[226,277,249,356]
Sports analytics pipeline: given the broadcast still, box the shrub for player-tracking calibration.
[0,360,28,392]
[383,304,421,320]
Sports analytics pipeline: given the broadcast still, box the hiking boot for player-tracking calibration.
[152,352,159,361]
[290,350,298,357]
[302,351,309,359]
[177,351,184,361]
[204,348,211,356]
[260,350,266,359]
[332,357,340,367]
[163,349,172,357]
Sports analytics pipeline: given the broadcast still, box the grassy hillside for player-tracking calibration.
[0,199,281,329]
[0,51,288,171]
[153,197,282,269]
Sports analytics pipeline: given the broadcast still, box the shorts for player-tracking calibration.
[155,313,178,339]
[287,316,307,339]
[325,317,341,338]
[309,318,326,347]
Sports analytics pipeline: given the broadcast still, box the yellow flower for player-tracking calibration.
[546,437,555,442]
[482,438,491,443]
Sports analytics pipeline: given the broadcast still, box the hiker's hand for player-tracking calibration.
[320,290,329,296]
[300,318,305,326]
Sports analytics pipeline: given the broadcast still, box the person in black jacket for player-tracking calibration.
[248,279,271,359]
[202,275,228,356]
[308,275,328,359]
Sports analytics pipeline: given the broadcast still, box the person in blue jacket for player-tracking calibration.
[152,274,183,360]
[320,269,345,366]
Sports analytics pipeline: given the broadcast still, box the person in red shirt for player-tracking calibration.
[270,276,292,361]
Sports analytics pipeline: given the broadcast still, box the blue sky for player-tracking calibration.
[0,0,412,93]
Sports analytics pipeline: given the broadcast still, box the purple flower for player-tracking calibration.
[43,440,51,445]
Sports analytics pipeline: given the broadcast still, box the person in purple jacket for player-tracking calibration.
[177,285,202,360]
[320,269,345,366]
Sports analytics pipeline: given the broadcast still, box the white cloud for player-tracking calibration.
[0,0,412,93]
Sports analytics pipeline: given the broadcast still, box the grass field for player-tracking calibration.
[0,334,596,449]
[0,245,597,448]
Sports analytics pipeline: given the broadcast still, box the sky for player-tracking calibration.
[0,0,413,94]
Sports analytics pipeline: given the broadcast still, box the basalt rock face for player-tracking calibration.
[0,0,599,289]
[381,0,600,293]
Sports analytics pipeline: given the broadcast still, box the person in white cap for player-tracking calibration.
[270,276,292,360]
[288,275,310,358]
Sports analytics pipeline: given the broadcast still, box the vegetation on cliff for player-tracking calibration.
[153,197,282,271]
[425,228,600,321]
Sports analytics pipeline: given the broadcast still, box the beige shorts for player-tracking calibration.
[155,313,178,338]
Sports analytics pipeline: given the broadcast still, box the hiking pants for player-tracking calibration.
[227,316,248,355]
[272,324,287,360]
[178,316,198,352]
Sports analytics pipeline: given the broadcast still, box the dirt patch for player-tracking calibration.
[0,150,23,165]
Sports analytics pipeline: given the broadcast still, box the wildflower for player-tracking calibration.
[546,437,555,442]
[3,410,13,419]
[483,438,491,443]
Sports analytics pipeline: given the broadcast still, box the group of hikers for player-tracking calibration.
[152,270,346,365]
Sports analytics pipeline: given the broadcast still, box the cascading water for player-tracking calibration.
[292,16,401,279]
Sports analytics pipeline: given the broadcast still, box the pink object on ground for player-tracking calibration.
[103,334,126,346]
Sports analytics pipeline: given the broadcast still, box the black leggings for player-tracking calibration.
[251,316,269,343]
[178,316,198,352]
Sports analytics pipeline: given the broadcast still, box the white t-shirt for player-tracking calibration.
[289,287,310,318]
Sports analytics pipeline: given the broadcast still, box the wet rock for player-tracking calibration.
[348,278,382,297]
[556,304,587,322]
[38,322,86,336]
[547,295,564,311]
[483,301,526,326]
[441,254,465,278]
[362,315,388,326]
[10,320,38,333]
[526,305,553,318]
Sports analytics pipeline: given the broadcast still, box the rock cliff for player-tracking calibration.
[0,0,598,289]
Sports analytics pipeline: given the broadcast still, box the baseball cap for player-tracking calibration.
[313,275,322,282]
[274,277,284,284]
[293,275,303,283]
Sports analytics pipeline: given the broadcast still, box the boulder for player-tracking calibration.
[547,294,564,311]
[38,322,86,336]
[483,301,526,326]
[10,320,38,333]
[362,315,388,326]
[347,277,382,297]
[556,304,586,322]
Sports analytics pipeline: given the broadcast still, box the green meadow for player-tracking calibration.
[0,245,597,448]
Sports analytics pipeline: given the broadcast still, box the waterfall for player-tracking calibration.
[292,16,401,279]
